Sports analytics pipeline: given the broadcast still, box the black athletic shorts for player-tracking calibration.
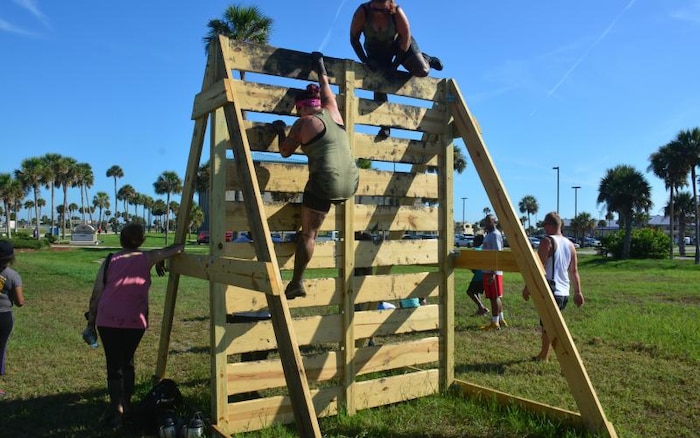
[302,190,345,213]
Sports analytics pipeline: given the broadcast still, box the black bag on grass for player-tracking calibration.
[124,378,183,435]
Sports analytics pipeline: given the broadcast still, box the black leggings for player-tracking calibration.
[0,312,13,376]
[97,326,145,391]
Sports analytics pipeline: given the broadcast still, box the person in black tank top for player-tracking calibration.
[350,0,444,137]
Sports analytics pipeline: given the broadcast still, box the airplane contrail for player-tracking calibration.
[547,0,637,97]
[13,0,52,30]
[318,0,350,52]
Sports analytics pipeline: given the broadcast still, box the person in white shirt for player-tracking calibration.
[523,211,584,361]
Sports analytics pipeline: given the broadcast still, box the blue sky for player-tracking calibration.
[3,0,700,226]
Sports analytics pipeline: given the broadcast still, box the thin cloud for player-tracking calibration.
[0,17,37,36]
[670,0,700,24]
[13,0,52,30]
[546,0,637,98]
[318,0,350,52]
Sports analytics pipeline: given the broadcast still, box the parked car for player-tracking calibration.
[583,237,601,247]
[528,236,540,249]
[566,236,581,249]
[455,235,474,248]
[196,230,233,244]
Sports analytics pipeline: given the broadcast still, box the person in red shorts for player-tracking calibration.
[480,215,507,330]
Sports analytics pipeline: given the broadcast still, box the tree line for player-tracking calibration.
[0,153,191,243]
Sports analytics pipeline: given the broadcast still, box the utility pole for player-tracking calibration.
[552,166,560,213]
[461,197,468,230]
[572,186,581,218]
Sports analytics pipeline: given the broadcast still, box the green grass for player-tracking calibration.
[1,248,698,437]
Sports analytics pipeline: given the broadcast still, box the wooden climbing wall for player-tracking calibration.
[156,36,617,438]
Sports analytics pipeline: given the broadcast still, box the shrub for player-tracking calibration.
[5,235,51,250]
[601,228,670,259]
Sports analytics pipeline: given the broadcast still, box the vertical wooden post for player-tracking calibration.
[341,59,358,415]
[209,106,230,428]
[437,80,455,390]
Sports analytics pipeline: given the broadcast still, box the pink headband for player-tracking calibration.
[295,98,321,109]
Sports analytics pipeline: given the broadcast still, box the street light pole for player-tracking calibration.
[572,186,581,218]
[461,197,468,229]
[552,166,560,213]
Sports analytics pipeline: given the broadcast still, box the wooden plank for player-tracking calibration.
[221,239,440,270]
[210,106,231,428]
[452,379,584,427]
[434,79,455,392]
[353,133,440,165]
[225,162,439,199]
[220,35,321,438]
[454,248,520,272]
[226,272,440,313]
[224,202,439,234]
[195,79,446,136]
[169,253,273,292]
[225,306,438,354]
[356,98,447,135]
[220,38,442,101]
[448,79,617,438]
[354,337,439,375]
[341,59,358,415]
[155,108,208,380]
[240,120,440,166]
[225,388,341,433]
[227,338,439,394]
[353,369,439,410]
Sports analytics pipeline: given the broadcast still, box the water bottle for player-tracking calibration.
[180,412,205,438]
[158,415,177,438]
[81,326,99,348]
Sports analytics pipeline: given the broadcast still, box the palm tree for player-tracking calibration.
[154,171,183,244]
[454,145,467,174]
[76,162,94,224]
[37,198,46,228]
[117,184,136,222]
[24,200,35,224]
[648,142,689,259]
[570,212,596,243]
[93,192,110,232]
[665,191,695,257]
[56,157,79,238]
[15,157,47,239]
[669,128,700,263]
[518,195,539,234]
[42,153,64,233]
[204,5,273,69]
[597,165,652,259]
[106,165,124,223]
[0,173,23,238]
[142,195,154,232]
[68,202,79,221]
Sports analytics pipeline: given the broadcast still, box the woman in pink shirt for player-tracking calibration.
[86,223,183,428]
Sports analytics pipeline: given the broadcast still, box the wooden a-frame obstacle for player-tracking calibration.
[155,36,617,438]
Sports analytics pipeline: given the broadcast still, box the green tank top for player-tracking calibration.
[301,109,359,201]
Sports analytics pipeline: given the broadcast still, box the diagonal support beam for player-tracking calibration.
[447,79,617,438]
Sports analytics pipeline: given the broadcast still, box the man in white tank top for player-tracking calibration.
[523,211,584,361]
